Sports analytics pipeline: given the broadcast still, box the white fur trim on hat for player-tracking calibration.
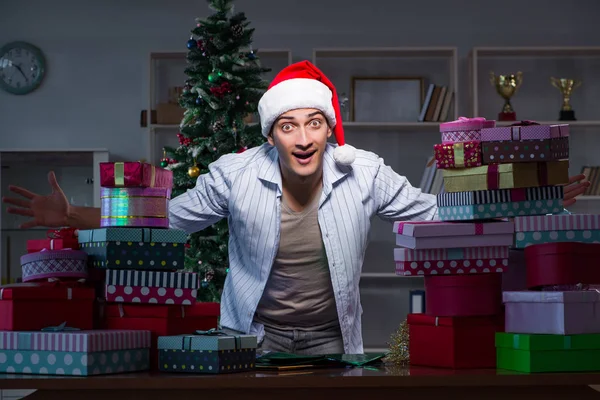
[258,78,336,137]
[334,144,356,165]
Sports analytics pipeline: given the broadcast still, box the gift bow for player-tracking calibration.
[41,322,80,332]
[194,328,227,336]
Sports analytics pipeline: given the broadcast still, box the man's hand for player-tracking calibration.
[563,174,590,208]
[2,171,70,229]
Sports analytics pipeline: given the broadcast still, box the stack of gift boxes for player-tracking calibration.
[497,213,600,373]
[397,117,573,369]
[0,213,153,375]
[0,161,256,376]
[77,161,255,373]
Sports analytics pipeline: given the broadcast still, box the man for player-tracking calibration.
[3,61,589,355]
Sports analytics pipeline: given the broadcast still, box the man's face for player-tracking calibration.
[268,108,332,182]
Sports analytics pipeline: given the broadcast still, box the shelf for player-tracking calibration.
[313,47,457,59]
[150,122,447,131]
[150,48,292,62]
[495,120,600,127]
[577,196,600,201]
[472,46,600,58]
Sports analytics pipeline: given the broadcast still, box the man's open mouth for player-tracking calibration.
[293,150,316,160]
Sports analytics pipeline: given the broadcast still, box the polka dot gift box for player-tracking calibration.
[104,269,199,305]
[513,214,600,249]
[0,328,151,376]
[157,330,257,374]
[479,121,569,165]
[77,227,187,270]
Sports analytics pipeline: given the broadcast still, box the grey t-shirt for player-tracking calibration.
[254,190,340,331]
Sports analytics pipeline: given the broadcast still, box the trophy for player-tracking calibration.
[551,77,581,121]
[490,71,523,121]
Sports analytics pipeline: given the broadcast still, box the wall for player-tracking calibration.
[1,0,599,161]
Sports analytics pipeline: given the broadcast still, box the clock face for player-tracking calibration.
[0,41,46,95]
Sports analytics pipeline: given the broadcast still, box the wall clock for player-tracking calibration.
[0,41,46,95]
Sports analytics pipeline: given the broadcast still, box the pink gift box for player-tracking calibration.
[440,117,496,143]
[394,246,509,276]
[104,269,198,305]
[503,290,600,335]
[480,122,569,142]
[393,220,514,249]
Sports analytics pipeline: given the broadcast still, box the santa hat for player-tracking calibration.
[257,60,356,165]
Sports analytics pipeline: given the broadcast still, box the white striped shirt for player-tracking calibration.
[168,143,437,354]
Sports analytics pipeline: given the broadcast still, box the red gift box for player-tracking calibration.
[26,228,80,253]
[434,141,482,169]
[424,273,502,317]
[408,313,504,368]
[0,283,95,331]
[100,162,173,189]
[105,302,220,370]
[525,242,600,289]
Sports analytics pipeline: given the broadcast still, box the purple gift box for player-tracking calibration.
[503,290,600,335]
[480,122,569,142]
[392,220,514,250]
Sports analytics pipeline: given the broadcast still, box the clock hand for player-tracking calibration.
[14,63,29,83]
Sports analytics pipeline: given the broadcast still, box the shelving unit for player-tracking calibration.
[147,49,292,164]
[0,149,109,285]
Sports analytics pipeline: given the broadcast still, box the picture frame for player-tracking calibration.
[350,76,425,123]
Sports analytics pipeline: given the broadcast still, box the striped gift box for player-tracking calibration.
[437,186,563,207]
[0,330,151,352]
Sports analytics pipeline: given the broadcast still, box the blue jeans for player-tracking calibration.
[258,324,345,355]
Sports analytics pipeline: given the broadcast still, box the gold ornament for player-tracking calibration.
[188,165,200,178]
[384,318,410,366]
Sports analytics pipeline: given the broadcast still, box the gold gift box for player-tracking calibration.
[442,160,569,193]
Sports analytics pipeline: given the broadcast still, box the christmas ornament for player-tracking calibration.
[186,38,197,49]
[247,50,256,60]
[231,24,243,38]
[208,72,219,82]
[386,319,410,366]
[188,165,201,178]
[160,149,169,168]
[212,120,224,132]
[201,279,209,288]
[196,96,203,105]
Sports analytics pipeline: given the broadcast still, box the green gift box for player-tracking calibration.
[77,227,187,270]
[157,329,257,374]
[496,332,600,373]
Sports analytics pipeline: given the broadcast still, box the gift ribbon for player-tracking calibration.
[510,188,527,202]
[447,248,464,260]
[537,162,548,186]
[114,162,125,186]
[113,162,157,187]
[395,221,441,234]
[41,322,80,332]
[487,164,500,190]
[453,143,465,168]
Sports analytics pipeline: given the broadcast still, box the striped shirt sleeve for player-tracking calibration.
[373,157,438,222]
[168,158,231,234]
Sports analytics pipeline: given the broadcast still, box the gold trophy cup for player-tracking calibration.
[490,71,523,121]
[551,77,582,121]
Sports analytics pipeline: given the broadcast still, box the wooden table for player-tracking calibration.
[2,365,600,400]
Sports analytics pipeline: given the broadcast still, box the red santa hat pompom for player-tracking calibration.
[258,60,356,165]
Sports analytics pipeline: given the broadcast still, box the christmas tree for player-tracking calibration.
[162,0,271,302]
